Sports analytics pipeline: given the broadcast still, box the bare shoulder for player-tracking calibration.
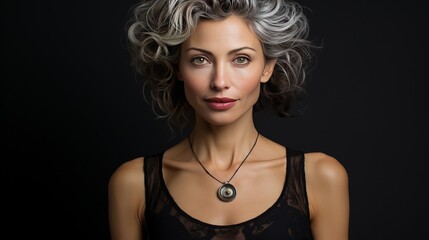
[108,157,145,194]
[304,152,350,237]
[108,158,146,239]
[304,152,348,188]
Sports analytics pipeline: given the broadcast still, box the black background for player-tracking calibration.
[3,0,428,239]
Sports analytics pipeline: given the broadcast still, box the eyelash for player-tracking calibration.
[190,56,251,65]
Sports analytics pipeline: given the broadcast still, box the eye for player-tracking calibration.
[191,57,209,65]
[233,56,250,65]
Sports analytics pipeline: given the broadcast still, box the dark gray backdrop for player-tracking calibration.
[3,0,428,239]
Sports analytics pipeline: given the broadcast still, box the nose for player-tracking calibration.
[210,63,230,91]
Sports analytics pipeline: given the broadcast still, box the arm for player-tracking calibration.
[108,157,145,240]
[305,153,350,240]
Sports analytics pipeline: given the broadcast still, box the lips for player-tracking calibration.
[204,97,237,110]
[205,97,236,103]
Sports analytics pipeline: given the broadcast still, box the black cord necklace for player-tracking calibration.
[188,132,260,202]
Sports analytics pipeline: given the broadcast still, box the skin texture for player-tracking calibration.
[109,15,349,240]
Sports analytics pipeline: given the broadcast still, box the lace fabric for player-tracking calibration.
[143,148,313,240]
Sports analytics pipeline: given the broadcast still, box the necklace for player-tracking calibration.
[188,132,259,202]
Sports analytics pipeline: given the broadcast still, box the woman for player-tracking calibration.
[108,0,349,239]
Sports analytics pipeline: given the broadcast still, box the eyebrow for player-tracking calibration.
[185,47,256,55]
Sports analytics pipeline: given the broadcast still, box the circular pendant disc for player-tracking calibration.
[217,183,236,202]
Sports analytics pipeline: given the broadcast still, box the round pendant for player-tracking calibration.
[217,183,236,202]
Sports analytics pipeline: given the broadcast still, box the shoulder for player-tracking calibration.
[303,152,350,236]
[304,152,348,187]
[304,152,349,217]
[108,157,146,239]
[108,157,145,197]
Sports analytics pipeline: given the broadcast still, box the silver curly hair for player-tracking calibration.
[127,0,313,130]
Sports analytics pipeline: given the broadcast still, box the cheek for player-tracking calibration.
[180,64,206,94]
[183,82,199,100]
[182,71,209,102]
[234,70,263,94]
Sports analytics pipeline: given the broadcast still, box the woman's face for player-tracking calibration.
[178,15,276,126]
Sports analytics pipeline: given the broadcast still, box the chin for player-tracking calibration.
[203,117,234,126]
[198,112,248,126]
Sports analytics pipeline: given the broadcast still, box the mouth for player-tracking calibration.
[204,97,237,110]
[204,97,237,103]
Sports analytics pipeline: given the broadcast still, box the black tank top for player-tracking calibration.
[143,148,313,239]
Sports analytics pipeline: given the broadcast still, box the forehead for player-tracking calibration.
[181,15,262,52]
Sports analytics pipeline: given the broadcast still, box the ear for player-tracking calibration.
[260,59,277,83]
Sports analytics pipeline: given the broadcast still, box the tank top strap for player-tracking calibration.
[285,147,310,217]
[143,151,165,211]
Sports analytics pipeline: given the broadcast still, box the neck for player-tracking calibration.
[189,123,259,170]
